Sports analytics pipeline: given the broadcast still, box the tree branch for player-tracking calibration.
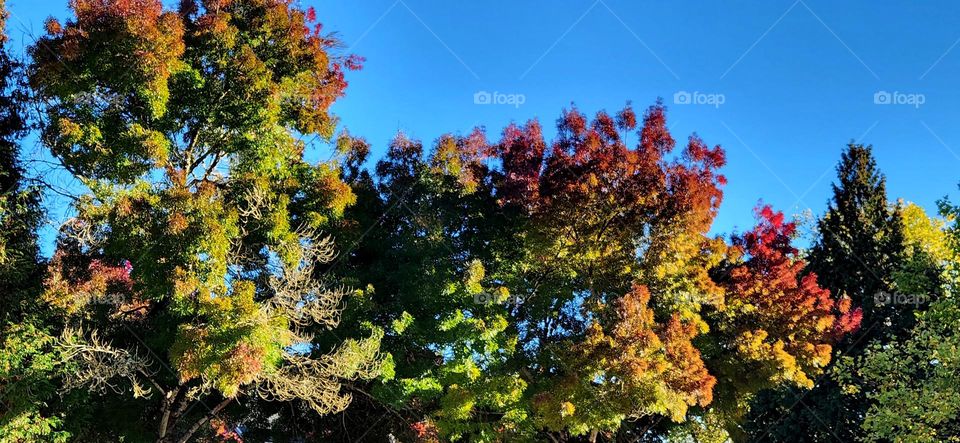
[176,397,233,443]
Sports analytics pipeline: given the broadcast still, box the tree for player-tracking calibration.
[848,199,958,442]
[892,201,950,297]
[28,0,383,441]
[743,143,911,442]
[808,144,907,337]
[315,102,856,442]
[701,206,860,438]
[0,0,69,439]
[0,0,38,324]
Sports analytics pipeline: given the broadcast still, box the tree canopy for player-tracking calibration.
[0,1,957,442]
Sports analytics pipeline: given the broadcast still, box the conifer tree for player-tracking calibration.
[0,0,69,439]
[0,0,37,323]
[808,144,907,337]
[744,143,910,442]
[851,198,959,442]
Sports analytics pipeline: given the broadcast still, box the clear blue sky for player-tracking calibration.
[10,0,960,248]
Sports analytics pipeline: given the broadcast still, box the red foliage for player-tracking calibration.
[497,120,546,206]
[832,297,863,339]
[615,104,637,131]
[71,0,164,21]
[410,419,439,442]
[210,418,243,442]
[454,101,726,248]
[639,101,675,157]
[720,205,861,386]
[87,259,134,295]
[732,205,797,263]
[344,53,365,71]
[44,250,137,312]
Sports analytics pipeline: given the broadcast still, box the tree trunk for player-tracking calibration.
[157,386,182,442]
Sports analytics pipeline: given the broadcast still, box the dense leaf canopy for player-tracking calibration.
[0,1,956,442]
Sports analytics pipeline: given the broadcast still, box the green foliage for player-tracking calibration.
[23,0,383,441]
[4,2,960,441]
[743,144,937,443]
[0,324,69,443]
[0,0,69,438]
[848,198,960,442]
[854,297,960,442]
[313,105,858,442]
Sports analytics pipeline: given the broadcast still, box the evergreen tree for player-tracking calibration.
[808,143,908,338]
[0,0,38,323]
[0,0,70,440]
[743,143,912,442]
[843,199,958,442]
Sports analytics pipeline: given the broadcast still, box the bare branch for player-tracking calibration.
[58,327,159,399]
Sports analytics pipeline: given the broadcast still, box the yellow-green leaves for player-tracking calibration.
[170,280,290,397]
[31,1,378,436]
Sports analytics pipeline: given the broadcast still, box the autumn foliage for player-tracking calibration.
[713,206,861,395]
[321,101,858,441]
[0,1,902,442]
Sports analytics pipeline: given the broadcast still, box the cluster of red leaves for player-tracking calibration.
[494,102,725,239]
[48,0,184,80]
[86,259,134,295]
[71,0,163,23]
[721,205,861,385]
[410,419,440,442]
[210,418,243,442]
[496,120,546,206]
[44,249,135,313]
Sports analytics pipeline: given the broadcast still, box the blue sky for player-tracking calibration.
[10,0,960,248]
